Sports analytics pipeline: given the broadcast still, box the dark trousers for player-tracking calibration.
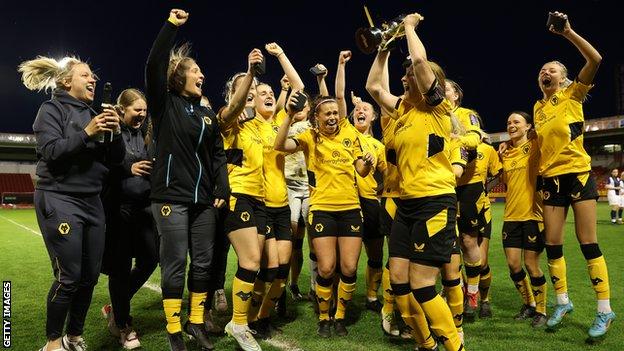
[35,190,105,339]
[152,202,217,298]
[108,204,159,328]
[209,207,230,292]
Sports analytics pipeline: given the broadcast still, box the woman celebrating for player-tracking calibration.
[534,11,614,337]
[366,13,464,351]
[101,88,158,349]
[500,111,548,328]
[146,9,230,351]
[19,55,125,351]
[275,94,374,337]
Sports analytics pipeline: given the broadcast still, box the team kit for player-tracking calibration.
[18,8,615,351]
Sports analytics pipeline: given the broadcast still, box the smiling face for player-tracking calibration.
[611,169,619,178]
[315,101,340,135]
[122,98,147,129]
[538,61,567,96]
[254,83,275,117]
[62,63,96,103]
[181,60,204,97]
[353,102,375,133]
[506,113,531,145]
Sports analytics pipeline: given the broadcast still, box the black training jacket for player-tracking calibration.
[32,89,126,195]
[146,21,229,205]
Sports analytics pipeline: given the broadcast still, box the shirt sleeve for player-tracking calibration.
[565,79,593,102]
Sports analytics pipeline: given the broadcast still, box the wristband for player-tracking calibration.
[168,17,180,26]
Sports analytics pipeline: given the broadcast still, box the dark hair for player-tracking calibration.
[307,95,337,128]
[510,110,533,127]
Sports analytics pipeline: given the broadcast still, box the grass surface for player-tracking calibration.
[0,203,621,350]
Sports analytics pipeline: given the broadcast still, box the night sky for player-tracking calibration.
[2,0,622,134]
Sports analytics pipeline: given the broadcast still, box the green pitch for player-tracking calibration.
[0,203,621,350]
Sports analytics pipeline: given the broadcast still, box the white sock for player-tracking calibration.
[556,292,569,305]
[467,284,479,294]
[597,299,612,314]
[530,301,536,308]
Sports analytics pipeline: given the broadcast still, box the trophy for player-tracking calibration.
[355,6,406,54]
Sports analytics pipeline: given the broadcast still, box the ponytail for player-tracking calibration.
[18,56,83,93]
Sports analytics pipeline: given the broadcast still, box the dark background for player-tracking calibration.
[2,0,623,134]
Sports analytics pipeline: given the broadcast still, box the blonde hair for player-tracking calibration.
[547,60,573,88]
[18,56,85,93]
[449,112,466,136]
[167,43,195,93]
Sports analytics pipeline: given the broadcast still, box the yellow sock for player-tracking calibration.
[247,278,266,323]
[163,298,182,334]
[587,256,610,300]
[419,294,463,351]
[316,282,333,321]
[445,283,464,330]
[523,274,536,306]
[465,260,482,293]
[232,276,255,325]
[393,285,435,349]
[381,266,394,315]
[258,278,286,319]
[366,265,383,300]
[335,278,356,320]
[188,292,207,324]
[479,267,492,302]
[530,276,547,315]
[547,256,568,297]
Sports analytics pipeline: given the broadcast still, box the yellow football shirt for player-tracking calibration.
[387,98,455,199]
[453,107,482,149]
[458,142,502,186]
[381,119,401,198]
[259,110,288,207]
[293,118,363,211]
[219,113,264,200]
[501,139,543,221]
[356,133,387,200]
[534,80,592,178]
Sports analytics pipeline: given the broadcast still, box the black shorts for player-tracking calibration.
[223,193,267,235]
[360,197,382,241]
[266,205,292,241]
[457,182,488,234]
[307,209,363,239]
[542,172,598,207]
[451,229,461,255]
[502,220,545,252]
[389,194,457,266]
[380,197,398,237]
[479,219,492,240]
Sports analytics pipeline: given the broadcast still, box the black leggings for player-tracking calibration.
[209,207,230,293]
[107,204,159,328]
[35,190,105,340]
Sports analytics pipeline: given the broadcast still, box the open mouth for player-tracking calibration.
[86,84,94,93]
[356,113,366,123]
[541,76,552,87]
[195,81,203,89]
[246,94,254,102]
[264,99,274,108]
[508,127,518,134]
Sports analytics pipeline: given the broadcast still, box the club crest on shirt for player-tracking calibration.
[523,144,530,154]
[273,125,279,133]
[203,116,212,125]
[477,152,484,160]
[342,138,352,148]
[550,95,559,106]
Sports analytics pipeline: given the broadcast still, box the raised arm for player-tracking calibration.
[366,50,399,114]
[403,13,436,95]
[549,12,602,84]
[146,9,188,123]
[274,92,306,153]
[314,64,330,96]
[335,51,351,118]
[219,49,263,126]
[265,43,305,91]
[275,75,290,112]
